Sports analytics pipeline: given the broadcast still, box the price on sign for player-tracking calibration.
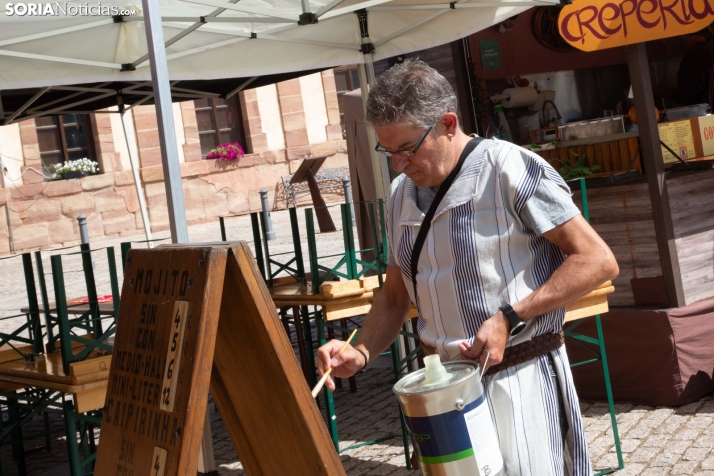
[151,446,167,476]
[160,301,189,412]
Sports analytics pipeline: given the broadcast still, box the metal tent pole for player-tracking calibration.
[141,0,189,244]
[0,157,15,254]
[119,106,153,245]
[358,60,390,201]
[140,1,213,468]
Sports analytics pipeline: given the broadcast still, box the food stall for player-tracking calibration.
[465,5,714,406]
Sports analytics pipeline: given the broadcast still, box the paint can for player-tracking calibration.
[393,355,503,476]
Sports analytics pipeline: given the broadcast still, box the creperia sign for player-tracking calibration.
[558,0,714,51]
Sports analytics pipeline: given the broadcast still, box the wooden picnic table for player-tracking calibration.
[0,341,110,412]
[20,302,115,316]
[269,277,378,321]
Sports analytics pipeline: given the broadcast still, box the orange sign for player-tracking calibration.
[559,0,714,51]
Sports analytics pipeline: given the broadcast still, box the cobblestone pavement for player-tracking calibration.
[1,207,713,475]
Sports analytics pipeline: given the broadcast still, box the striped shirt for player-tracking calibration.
[386,138,580,360]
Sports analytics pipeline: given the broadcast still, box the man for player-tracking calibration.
[317,60,618,475]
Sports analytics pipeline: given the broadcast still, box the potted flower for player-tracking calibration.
[205,142,244,162]
[52,158,100,179]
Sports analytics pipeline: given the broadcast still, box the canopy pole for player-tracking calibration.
[358,61,390,201]
[0,157,15,254]
[141,0,189,244]
[357,7,390,201]
[119,107,153,246]
[626,43,684,307]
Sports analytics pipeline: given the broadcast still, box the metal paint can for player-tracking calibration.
[393,356,503,476]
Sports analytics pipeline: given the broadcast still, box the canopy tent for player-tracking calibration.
[0,0,554,90]
[0,0,557,244]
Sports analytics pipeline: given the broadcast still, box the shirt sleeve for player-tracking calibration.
[519,172,581,235]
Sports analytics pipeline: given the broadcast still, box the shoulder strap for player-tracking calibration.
[410,137,483,300]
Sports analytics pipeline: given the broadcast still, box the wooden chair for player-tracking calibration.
[49,245,119,374]
[0,252,53,475]
[1,244,121,476]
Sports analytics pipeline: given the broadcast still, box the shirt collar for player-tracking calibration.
[399,138,487,225]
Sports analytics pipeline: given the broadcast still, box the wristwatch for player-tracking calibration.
[499,304,527,336]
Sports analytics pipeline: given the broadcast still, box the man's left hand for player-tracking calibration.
[458,311,510,373]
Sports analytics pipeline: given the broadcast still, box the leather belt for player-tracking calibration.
[421,331,564,376]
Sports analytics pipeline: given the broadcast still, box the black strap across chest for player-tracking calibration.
[410,137,483,300]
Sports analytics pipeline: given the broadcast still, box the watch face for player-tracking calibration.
[510,322,526,337]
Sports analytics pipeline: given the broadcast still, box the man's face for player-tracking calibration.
[374,121,452,187]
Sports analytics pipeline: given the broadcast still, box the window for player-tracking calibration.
[194,97,247,158]
[333,67,361,94]
[35,114,96,176]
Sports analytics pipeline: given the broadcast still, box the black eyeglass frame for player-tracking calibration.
[374,123,435,157]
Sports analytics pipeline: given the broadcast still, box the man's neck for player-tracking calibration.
[435,130,475,185]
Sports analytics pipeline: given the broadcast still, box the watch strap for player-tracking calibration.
[499,303,522,329]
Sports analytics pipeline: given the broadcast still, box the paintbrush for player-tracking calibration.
[311,329,358,398]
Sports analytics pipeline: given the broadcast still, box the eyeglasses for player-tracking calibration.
[375,124,434,158]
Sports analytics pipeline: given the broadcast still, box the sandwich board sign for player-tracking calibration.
[95,243,345,476]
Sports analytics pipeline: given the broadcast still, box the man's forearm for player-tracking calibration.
[354,288,411,362]
[513,251,616,321]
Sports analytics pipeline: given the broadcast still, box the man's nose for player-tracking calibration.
[392,154,409,172]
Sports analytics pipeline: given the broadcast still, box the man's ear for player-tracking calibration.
[442,112,459,136]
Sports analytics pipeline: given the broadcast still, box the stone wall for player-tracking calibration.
[0,139,348,254]
[0,71,351,256]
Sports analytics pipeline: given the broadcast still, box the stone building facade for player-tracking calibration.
[0,70,349,255]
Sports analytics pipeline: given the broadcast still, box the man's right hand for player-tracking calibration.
[316,340,367,392]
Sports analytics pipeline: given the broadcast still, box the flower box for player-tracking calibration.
[61,171,89,179]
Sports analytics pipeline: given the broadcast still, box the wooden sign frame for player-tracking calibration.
[96,243,345,476]
[95,246,227,476]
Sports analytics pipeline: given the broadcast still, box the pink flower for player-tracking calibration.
[205,142,244,161]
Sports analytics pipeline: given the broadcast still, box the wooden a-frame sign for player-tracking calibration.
[95,242,346,476]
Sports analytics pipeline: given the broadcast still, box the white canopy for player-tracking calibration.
[0,0,556,246]
[0,0,555,90]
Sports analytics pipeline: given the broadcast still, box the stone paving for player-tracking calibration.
[0,206,713,475]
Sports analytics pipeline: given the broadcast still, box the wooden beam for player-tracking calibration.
[626,43,685,307]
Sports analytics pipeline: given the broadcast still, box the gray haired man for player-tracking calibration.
[317,59,618,475]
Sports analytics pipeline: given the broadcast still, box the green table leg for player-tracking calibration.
[301,305,317,388]
[7,392,27,476]
[390,339,412,470]
[63,399,83,476]
[316,311,339,450]
[597,314,624,472]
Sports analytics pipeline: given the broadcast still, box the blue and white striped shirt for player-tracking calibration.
[386,138,581,361]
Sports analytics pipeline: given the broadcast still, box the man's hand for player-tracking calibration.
[316,340,367,392]
[458,311,510,373]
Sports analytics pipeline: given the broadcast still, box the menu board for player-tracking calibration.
[659,120,696,163]
[94,246,227,476]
